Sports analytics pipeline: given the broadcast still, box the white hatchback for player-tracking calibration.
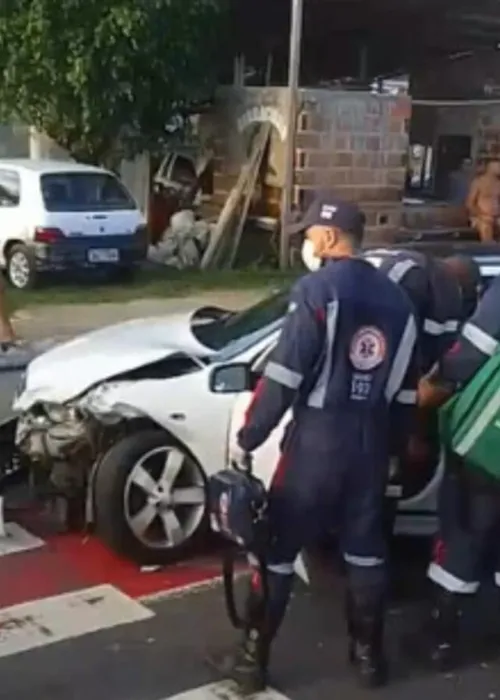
[0,159,148,289]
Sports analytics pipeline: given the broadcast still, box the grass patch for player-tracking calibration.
[8,267,300,308]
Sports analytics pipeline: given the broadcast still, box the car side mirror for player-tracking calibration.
[209,363,255,394]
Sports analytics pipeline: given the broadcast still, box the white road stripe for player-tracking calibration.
[163,681,291,699]
[0,584,154,658]
[0,523,45,557]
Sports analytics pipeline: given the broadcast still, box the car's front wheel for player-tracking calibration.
[94,430,208,565]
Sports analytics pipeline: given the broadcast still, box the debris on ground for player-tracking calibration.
[147,209,213,269]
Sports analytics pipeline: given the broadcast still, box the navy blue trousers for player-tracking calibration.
[429,463,500,594]
[262,416,391,594]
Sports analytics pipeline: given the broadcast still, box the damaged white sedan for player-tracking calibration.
[12,296,287,564]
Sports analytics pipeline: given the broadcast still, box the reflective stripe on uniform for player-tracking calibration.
[395,389,417,404]
[344,553,385,567]
[247,554,295,575]
[385,314,418,402]
[364,255,382,268]
[268,562,295,575]
[427,562,480,594]
[423,318,459,336]
[454,385,500,457]
[462,322,499,356]
[264,361,303,389]
[307,300,339,409]
[387,258,417,284]
[495,572,500,587]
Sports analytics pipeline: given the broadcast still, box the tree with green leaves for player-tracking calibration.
[0,0,226,164]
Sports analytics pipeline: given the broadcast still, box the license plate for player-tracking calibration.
[88,248,119,263]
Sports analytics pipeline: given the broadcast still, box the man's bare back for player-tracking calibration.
[467,160,500,242]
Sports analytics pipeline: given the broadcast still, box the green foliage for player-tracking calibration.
[0,0,226,163]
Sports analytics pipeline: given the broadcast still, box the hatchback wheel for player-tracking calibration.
[6,244,36,289]
[94,430,208,565]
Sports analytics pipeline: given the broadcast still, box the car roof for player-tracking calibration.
[0,159,109,175]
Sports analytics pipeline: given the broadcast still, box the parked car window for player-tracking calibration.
[40,172,136,212]
[0,169,20,207]
[195,290,289,361]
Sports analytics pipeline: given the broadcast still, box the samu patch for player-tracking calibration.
[349,326,386,371]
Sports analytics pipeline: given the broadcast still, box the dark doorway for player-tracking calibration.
[434,134,472,199]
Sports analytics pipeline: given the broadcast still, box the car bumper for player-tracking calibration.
[33,234,146,271]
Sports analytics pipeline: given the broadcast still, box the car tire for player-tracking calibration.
[94,430,208,565]
[6,244,36,290]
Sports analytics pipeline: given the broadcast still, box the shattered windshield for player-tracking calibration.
[192,290,289,360]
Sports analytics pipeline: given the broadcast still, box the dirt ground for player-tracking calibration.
[12,290,266,342]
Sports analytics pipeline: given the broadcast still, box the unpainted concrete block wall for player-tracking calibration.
[294,90,410,240]
[202,86,411,241]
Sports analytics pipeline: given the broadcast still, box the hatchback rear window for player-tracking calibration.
[40,172,136,212]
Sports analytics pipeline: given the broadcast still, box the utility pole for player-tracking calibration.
[29,126,45,159]
[279,0,304,269]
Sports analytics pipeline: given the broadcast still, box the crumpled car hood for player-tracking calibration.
[14,310,216,410]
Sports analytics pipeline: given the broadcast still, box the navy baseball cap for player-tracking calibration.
[287,190,365,238]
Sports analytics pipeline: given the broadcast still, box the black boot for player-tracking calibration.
[208,623,270,695]
[350,595,388,689]
[207,571,293,695]
[345,590,357,666]
[427,587,461,671]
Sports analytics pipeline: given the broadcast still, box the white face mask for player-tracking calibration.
[301,239,322,271]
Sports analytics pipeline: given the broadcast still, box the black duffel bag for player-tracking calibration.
[208,455,269,629]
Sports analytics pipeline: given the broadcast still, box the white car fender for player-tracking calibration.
[84,371,239,481]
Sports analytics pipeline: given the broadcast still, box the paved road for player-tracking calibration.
[13,290,264,341]
[0,371,22,423]
[1,545,500,700]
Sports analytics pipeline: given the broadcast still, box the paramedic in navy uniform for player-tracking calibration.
[209,193,420,693]
[359,248,481,536]
[418,272,500,670]
[362,247,480,374]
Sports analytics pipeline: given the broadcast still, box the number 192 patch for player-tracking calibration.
[349,326,386,371]
[350,372,372,401]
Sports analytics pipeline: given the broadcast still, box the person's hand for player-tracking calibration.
[229,443,252,469]
[406,434,430,463]
[417,376,452,408]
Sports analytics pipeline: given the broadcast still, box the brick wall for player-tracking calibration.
[294,90,410,241]
[475,109,500,162]
[200,87,411,241]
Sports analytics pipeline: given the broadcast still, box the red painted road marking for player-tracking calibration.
[0,505,229,609]
[0,531,226,609]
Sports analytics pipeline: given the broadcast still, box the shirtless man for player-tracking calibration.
[466,159,500,242]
